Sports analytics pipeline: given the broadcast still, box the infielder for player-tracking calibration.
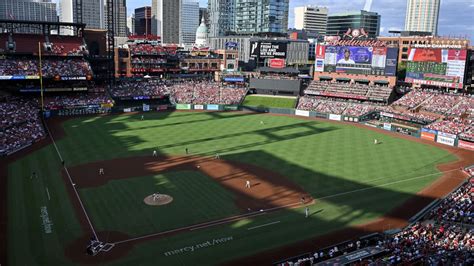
[99,168,104,175]
[305,207,309,218]
[153,150,157,157]
[153,193,160,201]
[215,153,220,159]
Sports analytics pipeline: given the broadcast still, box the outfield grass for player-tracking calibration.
[242,95,297,108]
[7,111,456,265]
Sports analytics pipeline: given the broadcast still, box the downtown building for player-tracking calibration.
[233,0,289,35]
[0,0,57,22]
[180,0,200,45]
[151,0,180,44]
[104,0,128,37]
[326,10,381,38]
[134,6,151,36]
[293,6,328,35]
[207,0,234,37]
[404,0,440,35]
[59,0,104,35]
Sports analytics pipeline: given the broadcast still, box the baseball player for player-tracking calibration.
[30,171,37,179]
[185,147,189,154]
[99,168,104,175]
[215,153,220,159]
[305,207,309,218]
[260,120,264,125]
[245,180,251,188]
[153,150,157,157]
[374,139,378,145]
[153,193,160,201]
[141,115,144,120]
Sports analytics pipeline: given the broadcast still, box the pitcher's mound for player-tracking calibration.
[144,194,173,206]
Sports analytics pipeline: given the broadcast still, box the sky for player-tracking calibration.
[57,0,474,41]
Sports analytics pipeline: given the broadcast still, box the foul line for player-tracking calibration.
[247,221,281,230]
[45,187,50,201]
[43,120,99,241]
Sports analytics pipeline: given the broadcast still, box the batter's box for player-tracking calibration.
[101,243,115,252]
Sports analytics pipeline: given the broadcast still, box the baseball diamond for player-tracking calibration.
[2,111,473,265]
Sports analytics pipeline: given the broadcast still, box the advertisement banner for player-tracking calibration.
[176,104,191,110]
[458,140,474,151]
[421,132,436,141]
[437,135,455,146]
[329,114,341,121]
[385,47,398,76]
[438,132,457,139]
[223,77,244,82]
[142,104,150,112]
[123,108,132,112]
[383,123,392,131]
[269,58,285,68]
[336,46,373,65]
[194,104,204,110]
[206,104,219,110]
[421,128,438,134]
[295,110,310,117]
[407,48,443,62]
[223,105,238,111]
[250,41,287,58]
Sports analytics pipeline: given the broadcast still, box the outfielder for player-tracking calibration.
[374,139,378,145]
[245,180,251,188]
[153,150,157,157]
[99,168,104,175]
[305,207,309,218]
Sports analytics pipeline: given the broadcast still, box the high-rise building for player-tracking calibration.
[404,0,440,35]
[127,14,135,35]
[207,0,234,37]
[151,0,180,43]
[327,10,381,38]
[180,0,200,44]
[134,6,151,36]
[0,0,57,22]
[294,6,328,35]
[199,7,209,29]
[59,0,104,29]
[233,0,289,35]
[104,0,127,37]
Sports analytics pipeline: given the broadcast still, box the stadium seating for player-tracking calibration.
[0,97,44,156]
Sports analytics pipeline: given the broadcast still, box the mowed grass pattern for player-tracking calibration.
[80,172,239,236]
[7,111,456,265]
[242,95,297,108]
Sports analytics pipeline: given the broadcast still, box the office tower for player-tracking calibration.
[151,0,180,43]
[134,7,151,36]
[180,0,200,44]
[233,0,289,35]
[327,10,381,38]
[294,6,328,35]
[404,0,440,35]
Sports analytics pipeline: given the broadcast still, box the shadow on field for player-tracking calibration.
[13,111,467,266]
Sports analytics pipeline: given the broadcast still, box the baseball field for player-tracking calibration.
[3,111,472,265]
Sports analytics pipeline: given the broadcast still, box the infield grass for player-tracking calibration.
[242,95,297,108]
[7,111,456,265]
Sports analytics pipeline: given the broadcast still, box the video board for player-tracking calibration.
[315,45,398,76]
[405,48,467,89]
[250,41,287,59]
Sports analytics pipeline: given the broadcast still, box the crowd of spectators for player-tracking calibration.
[297,96,382,117]
[111,80,172,98]
[421,93,464,114]
[129,44,177,56]
[44,93,113,110]
[393,90,432,109]
[426,117,472,135]
[427,179,472,224]
[0,97,44,156]
[0,58,92,78]
[305,81,393,103]
[171,81,246,105]
[278,179,474,266]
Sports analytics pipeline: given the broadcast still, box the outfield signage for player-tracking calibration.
[295,110,310,117]
[421,132,436,141]
[176,104,191,110]
[194,104,204,110]
[329,114,341,121]
[437,131,457,139]
[223,105,238,111]
[458,140,474,151]
[437,135,455,146]
[383,123,392,131]
[207,104,219,110]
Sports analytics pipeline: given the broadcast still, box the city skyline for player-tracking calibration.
[120,0,473,41]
